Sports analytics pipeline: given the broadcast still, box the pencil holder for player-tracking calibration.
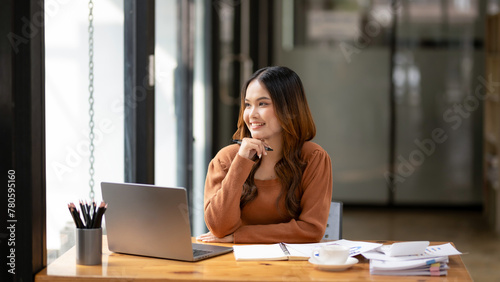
[76,228,102,265]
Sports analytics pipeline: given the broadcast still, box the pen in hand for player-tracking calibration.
[232,139,273,151]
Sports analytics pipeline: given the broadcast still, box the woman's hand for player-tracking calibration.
[196,231,234,243]
[238,138,270,160]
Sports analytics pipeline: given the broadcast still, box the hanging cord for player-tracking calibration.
[88,0,95,201]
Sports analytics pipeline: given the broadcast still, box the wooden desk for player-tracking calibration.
[36,237,472,281]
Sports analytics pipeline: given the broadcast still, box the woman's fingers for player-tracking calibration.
[196,232,234,243]
[196,232,212,240]
[238,138,267,159]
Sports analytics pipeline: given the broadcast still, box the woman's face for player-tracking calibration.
[243,80,283,142]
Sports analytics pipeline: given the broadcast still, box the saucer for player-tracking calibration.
[308,257,359,272]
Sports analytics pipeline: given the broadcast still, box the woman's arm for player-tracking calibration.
[203,147,255,238]
[233,147,333,243]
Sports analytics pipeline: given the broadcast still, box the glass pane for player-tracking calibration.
[394,0,483,204]
[275,0,393,204]
[155,0,209,236]
[192,0,210,235]
[45,0,124,263]
[155,1,178,187]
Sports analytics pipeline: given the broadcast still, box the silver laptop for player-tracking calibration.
[101,182,233,261]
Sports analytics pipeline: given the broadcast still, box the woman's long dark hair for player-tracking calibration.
[232,66,316,219]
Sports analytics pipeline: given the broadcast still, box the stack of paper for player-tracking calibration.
[363,243,462,276]
[370,256,449,276]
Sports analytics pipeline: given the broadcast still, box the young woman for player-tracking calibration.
[197,66,332,244]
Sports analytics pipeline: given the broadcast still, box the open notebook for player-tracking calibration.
[232,240,384,261]
[233,243,309,261]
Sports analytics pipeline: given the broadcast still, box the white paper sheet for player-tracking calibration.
[363,243,462,261]
[286,239,383,257]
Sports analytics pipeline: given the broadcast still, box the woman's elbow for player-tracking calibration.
[204,212,241,238]
[305,223,327,242]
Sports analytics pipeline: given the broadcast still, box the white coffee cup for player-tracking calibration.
[312,245,350,264]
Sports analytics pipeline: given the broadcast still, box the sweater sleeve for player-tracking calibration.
[233,147,333,243]
[203,147,255,238]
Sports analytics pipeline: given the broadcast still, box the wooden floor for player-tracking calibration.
[343,206,500,282]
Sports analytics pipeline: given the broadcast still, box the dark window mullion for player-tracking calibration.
[1,0,46,280]
[124,0,155,184]
[175,0,195,220]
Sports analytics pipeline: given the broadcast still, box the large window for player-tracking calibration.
[155,0,210,236]
[45,0,124,263]
[273,0,483,205]
[155,1,178,188]
[45,0,210,264]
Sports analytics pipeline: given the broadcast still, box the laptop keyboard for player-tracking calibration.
[193,249,213,257]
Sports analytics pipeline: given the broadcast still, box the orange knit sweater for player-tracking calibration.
[203,141,333,243]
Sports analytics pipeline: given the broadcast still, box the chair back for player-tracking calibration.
[322,201,343,240]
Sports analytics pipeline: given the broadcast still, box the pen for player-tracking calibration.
[279,242,291,256]
[68,204,83,228]
[69,203,85,228]
[92,201,107,229]
[86,201,92,227]
[232,139,273,151]
[79,201,90,227]
[75,209,85,228]
[90,201,96,228]
[68,200,107,229]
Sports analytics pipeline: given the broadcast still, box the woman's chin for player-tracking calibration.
[250,133,266,140]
